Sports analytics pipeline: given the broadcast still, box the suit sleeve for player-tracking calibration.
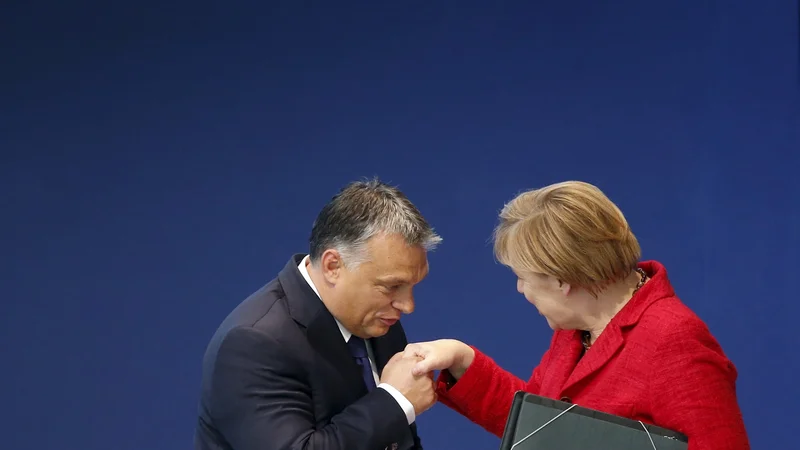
[649,321,750,450]
[410,422,423,450]
[434,345,552,437]
[209,326,410,450]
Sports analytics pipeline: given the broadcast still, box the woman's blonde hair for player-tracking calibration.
[493,181,641,296]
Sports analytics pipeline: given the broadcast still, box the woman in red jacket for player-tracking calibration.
[405,181,750,450]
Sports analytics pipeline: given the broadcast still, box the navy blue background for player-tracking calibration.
[2,1,798,449]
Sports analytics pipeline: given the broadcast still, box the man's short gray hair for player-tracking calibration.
[309,178,442,268]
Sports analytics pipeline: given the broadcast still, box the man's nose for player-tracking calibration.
[517,279,524,294]
[393,292,415,314]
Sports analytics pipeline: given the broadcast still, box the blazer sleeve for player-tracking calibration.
[209,326,411,450]
[648,320,750,450]
[434,345,552,438]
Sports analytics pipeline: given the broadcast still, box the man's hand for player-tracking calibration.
[380,353,437,415]
[403,339,475,379]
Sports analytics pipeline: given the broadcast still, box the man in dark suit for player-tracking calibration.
[195,179,442,450]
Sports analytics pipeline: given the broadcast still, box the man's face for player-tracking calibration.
[323,233,429,338]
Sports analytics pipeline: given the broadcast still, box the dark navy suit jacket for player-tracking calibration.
[195,254,423,450]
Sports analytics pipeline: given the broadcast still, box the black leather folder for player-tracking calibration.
[499,391,688,450]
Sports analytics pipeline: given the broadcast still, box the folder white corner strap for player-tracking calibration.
[510,403,658,450]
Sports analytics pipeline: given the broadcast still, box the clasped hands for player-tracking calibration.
[379,339,475,415]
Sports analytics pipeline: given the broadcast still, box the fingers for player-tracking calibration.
[403,343,428,359]
[412,358,436,376]
[385,350,423,372]
[404,342,443,376]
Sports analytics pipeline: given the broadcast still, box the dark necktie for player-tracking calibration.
[347,336,377,391]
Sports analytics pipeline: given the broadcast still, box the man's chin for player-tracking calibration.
[364,322,393,338]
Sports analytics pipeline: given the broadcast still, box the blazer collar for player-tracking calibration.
[612,260,675,328]
[559,260,675,393]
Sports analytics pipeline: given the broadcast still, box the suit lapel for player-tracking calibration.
[560,325,624,394]
[306,312,369,397]
[278,254,368,398]
[539,331,583,398]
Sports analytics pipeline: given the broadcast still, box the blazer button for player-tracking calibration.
[560,397,572,403]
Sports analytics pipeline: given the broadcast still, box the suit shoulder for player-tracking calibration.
[201,278,298,364]
[639,294,705,328]
[635,295,723,351]
[222,278,295,329]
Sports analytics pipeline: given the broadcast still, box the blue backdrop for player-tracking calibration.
[2,1,798,449]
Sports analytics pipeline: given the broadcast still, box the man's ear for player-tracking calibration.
[319,249,344,285]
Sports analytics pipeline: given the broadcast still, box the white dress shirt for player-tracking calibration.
[297,256,416,425]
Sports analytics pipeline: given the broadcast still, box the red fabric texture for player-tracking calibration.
[436,260,750,450]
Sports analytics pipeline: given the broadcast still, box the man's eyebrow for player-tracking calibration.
[376,276,409,284]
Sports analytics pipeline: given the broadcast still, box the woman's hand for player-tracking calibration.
[403,339,476,379]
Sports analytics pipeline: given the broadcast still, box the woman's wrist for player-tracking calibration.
[448,341,475,379]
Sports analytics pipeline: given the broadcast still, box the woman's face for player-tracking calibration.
[515,269,583,331]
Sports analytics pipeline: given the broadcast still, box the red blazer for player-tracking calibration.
[436,261,750,450]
